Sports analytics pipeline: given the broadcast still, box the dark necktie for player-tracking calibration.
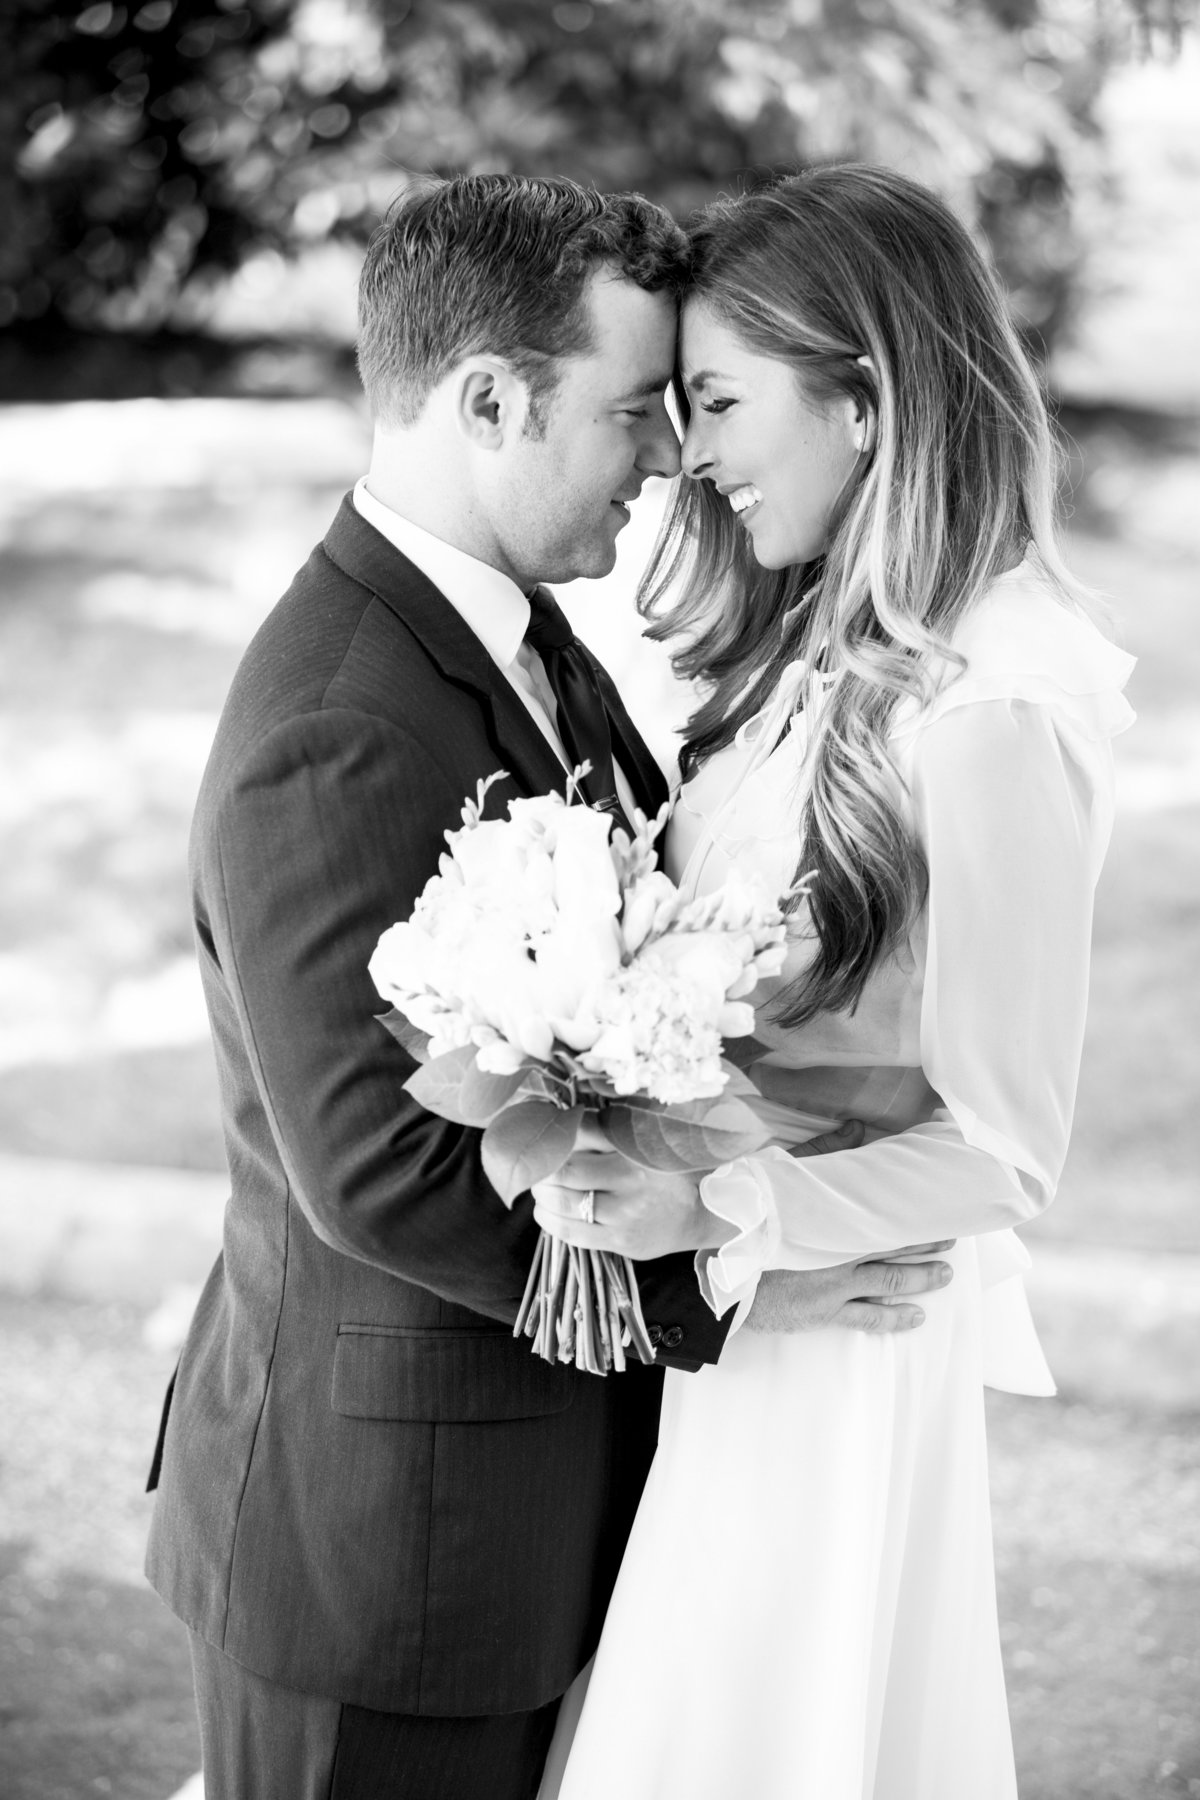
[523,587,635,838]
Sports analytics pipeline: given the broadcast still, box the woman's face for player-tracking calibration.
[679,299,864,570]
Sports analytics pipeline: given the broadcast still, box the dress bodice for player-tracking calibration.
[667,656,936,1143]
[664,567,1134,1147]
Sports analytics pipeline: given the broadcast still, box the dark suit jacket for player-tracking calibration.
[145,496,730,1716]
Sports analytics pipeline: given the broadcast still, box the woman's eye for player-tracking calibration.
[700,398,735,415]
[620,407,649,419]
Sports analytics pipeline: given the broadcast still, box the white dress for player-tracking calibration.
[540,569,1134,1800]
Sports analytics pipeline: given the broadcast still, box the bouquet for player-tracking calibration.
[369,770,786,1374]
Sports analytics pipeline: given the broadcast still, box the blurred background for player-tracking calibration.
[1,1,1198,1796]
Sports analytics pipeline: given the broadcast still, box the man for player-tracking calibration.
[146,174,948,1800]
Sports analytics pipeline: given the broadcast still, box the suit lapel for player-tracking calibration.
[321,496,569,804]
[321,494,672,819]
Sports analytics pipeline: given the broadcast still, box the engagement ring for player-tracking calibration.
[580,1190,595,1224]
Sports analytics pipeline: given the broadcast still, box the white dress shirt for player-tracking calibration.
[353,478,637,819]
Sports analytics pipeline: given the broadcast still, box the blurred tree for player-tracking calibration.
[1,0,1192,382]
[2,0,381,335]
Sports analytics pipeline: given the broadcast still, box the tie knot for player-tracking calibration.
[523,587,576,654]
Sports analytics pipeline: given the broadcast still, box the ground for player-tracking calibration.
[0,1296,1196,1799]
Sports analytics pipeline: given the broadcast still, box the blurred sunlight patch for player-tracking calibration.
[80,570,273,645]
[0,396,369,523]
[0,955,209,1071]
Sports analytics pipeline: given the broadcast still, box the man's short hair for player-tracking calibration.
[356,173,689,429]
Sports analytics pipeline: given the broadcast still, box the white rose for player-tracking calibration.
[449,816,537,898]
[427,1013,476,1059]
[457,923,555,1062]
[475,1039,527,1075]
[716,1000,756,1038]
[752,941,788,980]
[534,915,623,1050]
[549,805,621,920]
[504,792,569,840]
[369,921,436,1007]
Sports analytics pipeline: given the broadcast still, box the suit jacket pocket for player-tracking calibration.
[332,1324,577,1422]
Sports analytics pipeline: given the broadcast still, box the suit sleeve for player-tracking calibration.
[204,705,541,1321]
[635,1254,733,1370]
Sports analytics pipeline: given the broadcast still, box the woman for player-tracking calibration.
[534,165,1134,1798]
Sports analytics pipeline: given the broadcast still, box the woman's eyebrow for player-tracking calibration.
[680,368,733,390]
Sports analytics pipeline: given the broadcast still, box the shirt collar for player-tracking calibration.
[353,477,530,670]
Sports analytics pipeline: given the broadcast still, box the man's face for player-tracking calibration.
[487,271,681,590]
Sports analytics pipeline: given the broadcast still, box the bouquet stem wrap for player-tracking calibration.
[370,771,787,1376]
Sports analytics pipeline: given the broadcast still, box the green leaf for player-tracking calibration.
[376,1008,433,1063]
[517,1065,577,1108]
[481,1101,585,1206]
[602,1093,772,1173]
[613,1065,762,1128]
[720,1060,767,1094]
[459,1056,533,1122]
[721,1035,771,1072]
[403,1044,523,1127]
[616,1091,716,1127]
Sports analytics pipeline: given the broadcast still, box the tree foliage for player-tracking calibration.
[2,0,1192,356]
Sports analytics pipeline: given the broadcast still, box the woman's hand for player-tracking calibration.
[532,1116,869,1261]
[531,1114,732,1261]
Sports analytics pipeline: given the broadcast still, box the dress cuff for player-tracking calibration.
[695,1153,786,1318]
[975,1228,1057,1396]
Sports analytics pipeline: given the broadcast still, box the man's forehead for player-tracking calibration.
[576,270,678,392]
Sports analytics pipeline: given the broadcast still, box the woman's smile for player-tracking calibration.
[723,483,763,521]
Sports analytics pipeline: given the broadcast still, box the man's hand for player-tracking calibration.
[532,1117,867,1261]
[743,1244,955,1335]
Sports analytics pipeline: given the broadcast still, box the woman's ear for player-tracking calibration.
[853,353,877,456]
[853,402,876,456]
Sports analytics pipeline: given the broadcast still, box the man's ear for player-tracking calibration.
[453,359,530,447]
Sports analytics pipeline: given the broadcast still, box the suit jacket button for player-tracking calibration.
[647,1323,664,1348]
[661,1325,685,1350]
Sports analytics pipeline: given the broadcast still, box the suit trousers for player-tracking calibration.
[189,1632,562,1800]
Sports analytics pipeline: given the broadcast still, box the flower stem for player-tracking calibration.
[513,1231,545,1340]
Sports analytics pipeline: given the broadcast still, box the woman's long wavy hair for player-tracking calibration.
[641,163,1089,1026]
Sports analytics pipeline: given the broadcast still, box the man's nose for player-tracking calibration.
[681,419,713,482]
[637,407,682,482]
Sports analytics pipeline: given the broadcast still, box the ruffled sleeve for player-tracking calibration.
[893,568,1136,751]
[697,571,1134,1365]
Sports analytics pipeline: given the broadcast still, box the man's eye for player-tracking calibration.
[620,407,649,419]
[700,398,735,415]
